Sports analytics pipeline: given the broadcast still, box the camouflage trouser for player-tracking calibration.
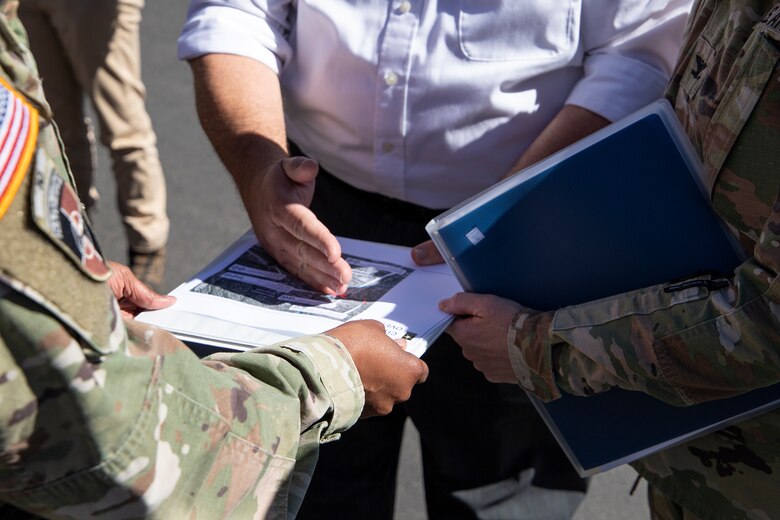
[648,486,704,520]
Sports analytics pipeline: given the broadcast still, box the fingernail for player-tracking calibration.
[413,246,427,261]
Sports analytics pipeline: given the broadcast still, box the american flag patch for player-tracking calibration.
[0,77,39,219]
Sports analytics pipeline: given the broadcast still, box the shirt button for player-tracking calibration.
[383,71,399,86]
[382,142,394,153]
[398,1,411,13]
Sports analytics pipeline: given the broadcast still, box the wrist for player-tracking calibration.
[508,310,561,401]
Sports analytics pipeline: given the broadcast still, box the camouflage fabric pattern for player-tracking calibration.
[648,485,705,520]
[508,1,780,519]
[0,1,365,517]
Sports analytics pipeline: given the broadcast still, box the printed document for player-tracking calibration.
[138,231,460,357]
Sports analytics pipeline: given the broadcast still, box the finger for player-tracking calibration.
[107,262,132,299]
[284,203,345,265]
[108,263,175,310]
[127,280,176,311]
[259,220,351,293]
[439,292,480,316]
[274,239,352,294]
[411,240,445,266]
[394,337,407,349]
[445,315,477,343]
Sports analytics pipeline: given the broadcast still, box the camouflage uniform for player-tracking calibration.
[0,1,364,518]
[507,1,780,519]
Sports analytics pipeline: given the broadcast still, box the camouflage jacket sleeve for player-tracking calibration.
[508,0,780,408]
[0,289,363,519]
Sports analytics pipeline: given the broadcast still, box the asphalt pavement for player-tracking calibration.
[86,2,650,518]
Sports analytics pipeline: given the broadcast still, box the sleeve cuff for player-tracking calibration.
[283,334,365,440]
[177,5,287,74]
[566,54,670,122]
[508,310,561,402]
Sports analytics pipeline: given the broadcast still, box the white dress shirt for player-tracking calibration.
[179,0,692,209]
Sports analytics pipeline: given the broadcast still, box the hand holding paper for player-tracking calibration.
[327,320,428,417]
[108,261,176,318]
[439,292,523,384]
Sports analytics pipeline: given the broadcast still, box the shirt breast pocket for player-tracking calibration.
[458,0,578,62]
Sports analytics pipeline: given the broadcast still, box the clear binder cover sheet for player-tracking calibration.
[138,232,460,358]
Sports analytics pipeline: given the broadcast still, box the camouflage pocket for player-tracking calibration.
[0,302,153,514]
[700,20,780,193]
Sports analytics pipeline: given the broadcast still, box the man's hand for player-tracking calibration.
[190,54,350,295]
[108,261,176,319]
[326,320,429,417]
[244,156,352,295]
[438,292,523,384]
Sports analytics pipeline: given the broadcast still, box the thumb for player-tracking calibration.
[411,240,444,266]
[438,292,474,316]
[281,156,319,184]
[127,280,176,311]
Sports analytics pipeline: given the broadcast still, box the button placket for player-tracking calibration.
[372,0,418,198]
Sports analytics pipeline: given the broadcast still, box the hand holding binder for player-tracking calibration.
[425,99,780,477]
[438,292,523,384]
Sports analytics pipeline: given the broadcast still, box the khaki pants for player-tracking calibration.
[19,0,168,253]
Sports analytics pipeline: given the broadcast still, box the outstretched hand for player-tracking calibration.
[108,261,176,319]
[439,292,523,384]
[244,156,352,295]
[327,320,429,417]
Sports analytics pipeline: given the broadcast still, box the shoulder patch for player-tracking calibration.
[0,76,38,220]
[31,148,111,281]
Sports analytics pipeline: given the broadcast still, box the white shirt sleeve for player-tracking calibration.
[177,0,293,74]
[566,0,692,121]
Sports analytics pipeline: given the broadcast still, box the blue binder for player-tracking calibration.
[426,99,780,476]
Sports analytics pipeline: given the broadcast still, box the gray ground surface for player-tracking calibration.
[86,2,649,518]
